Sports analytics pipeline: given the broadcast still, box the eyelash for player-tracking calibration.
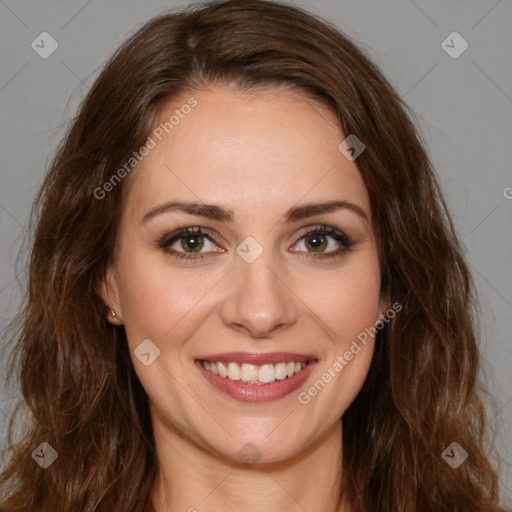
[158,225,354,262]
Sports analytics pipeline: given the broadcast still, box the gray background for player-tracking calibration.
[1,0,511,505]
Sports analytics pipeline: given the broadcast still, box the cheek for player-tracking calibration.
[115,249,215,347]
[117,240,381,354]
[303,257,382,347]
[320,261,381,410]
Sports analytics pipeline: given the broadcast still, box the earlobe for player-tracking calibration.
[97,265,123,325]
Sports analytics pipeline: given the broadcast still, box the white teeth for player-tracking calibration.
[258,364,275,383]
[217,361,228,378]
[240,364,258,382]
[201,360,309,384]
[275,362,288,380]
[227,362,241,380]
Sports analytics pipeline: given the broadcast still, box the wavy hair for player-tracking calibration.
[0,0,508,510]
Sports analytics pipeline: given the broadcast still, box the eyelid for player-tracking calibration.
[159,224,353,259]
[159,226,224,247]
[291,224,353,255]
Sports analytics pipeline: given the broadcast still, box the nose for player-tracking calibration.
[219,248,299,339]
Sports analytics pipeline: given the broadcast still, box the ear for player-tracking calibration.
[97,264,123,325]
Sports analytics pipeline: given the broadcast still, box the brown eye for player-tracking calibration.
[291,225,353,259]
[179,233,205,253]
[159,225,353,263]
[159,226,223,260]
[304,232,328,252]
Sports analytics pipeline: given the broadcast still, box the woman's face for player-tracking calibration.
[101,86,387,464]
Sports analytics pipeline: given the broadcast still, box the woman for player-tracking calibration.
[0,0,508,510]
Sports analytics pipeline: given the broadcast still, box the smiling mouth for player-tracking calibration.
[199,360,309,385]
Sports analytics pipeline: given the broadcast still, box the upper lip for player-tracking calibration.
[196,352,317,365]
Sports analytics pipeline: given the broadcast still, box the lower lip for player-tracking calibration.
[195,360,317,403]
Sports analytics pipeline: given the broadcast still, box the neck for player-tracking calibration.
[150,416,350,512]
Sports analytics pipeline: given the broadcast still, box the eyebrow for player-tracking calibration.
[140,199,368,225]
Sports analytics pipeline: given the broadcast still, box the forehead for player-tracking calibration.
[122,86,371,226]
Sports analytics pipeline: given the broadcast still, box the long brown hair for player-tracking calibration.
[0,1,508,510]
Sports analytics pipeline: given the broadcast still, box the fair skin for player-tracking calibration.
[100,85,387,512]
